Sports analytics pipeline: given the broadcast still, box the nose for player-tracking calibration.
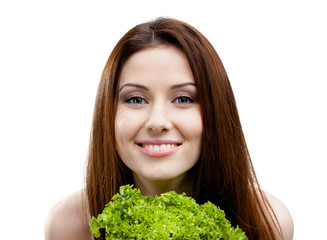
[145,102,172,134]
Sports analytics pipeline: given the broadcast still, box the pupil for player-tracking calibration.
[179,97,187,104]
[133,98,142,104]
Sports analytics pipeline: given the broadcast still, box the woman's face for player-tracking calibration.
[115,45,203,184]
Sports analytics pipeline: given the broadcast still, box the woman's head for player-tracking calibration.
[87,17,279,239]
[93,17,235,180]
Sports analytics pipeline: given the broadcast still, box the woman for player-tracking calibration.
[45,18,293,240]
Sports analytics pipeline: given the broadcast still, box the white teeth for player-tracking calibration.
[142,144,178,151]
[160,144,167,150]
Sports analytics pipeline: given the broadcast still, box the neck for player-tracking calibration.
[132,173,193,198]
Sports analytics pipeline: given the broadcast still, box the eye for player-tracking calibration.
[126,96,146,105]
[174,96,194,105]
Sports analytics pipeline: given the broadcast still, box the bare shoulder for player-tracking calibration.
[44,190,91,240]
[264,191,294,240]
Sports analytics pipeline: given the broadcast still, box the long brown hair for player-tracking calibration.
[86,17,283,239]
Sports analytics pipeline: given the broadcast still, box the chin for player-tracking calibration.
[139,169,187,182]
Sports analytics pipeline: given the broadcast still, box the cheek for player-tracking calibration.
[115,112,131,145]
[115,109,144,145]
[177,108,203,139]
[190,115,203,138]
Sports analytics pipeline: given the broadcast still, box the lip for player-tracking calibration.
[136,139,181,145]
[135,140,182,157]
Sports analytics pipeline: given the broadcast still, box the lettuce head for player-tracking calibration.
[90,185,247,239]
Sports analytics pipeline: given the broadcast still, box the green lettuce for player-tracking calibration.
[90,185,247,239]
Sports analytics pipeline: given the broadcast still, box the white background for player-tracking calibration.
[0,1,326,239]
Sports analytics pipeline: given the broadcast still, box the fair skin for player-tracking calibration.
[44,46,294,240]
[115,46,202,197]
[44,190,91,240]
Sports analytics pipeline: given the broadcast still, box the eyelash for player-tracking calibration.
[125,96,147,105]
[173,96,195,105]
[125,95,195,105]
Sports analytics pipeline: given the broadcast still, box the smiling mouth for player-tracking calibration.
[135,142,182,157]
[137,143,182,151]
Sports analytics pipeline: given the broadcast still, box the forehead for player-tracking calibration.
[119,46,194,87]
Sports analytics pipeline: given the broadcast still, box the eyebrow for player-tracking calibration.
[119,82,196,92]
[119,83,149,92]
[170,82,196,89]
